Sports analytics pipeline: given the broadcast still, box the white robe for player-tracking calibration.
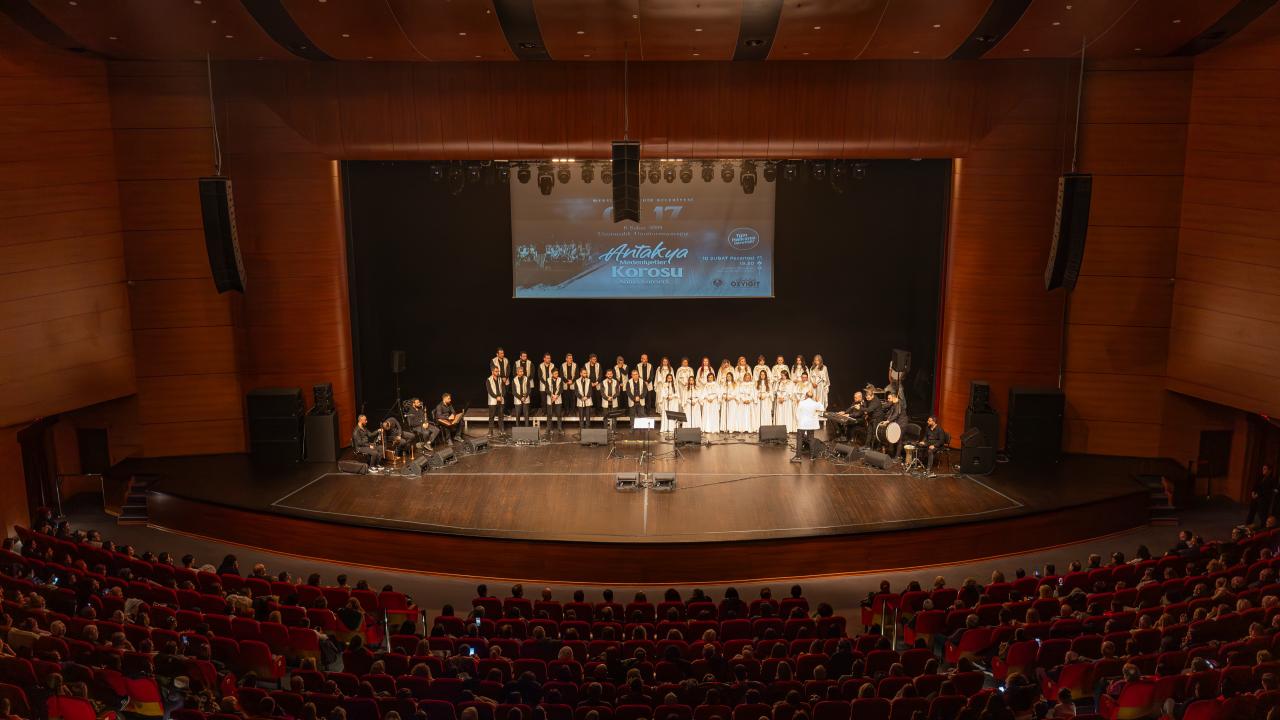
[720,381,738,432]
[737,383,755,432]
[777,381,797,433]
[810,365,831,407]
[675,366,694,388]
[655,365,675,389]
[733,365,750,382]
[696,366,715,386]
[656,382,679,433]
[756,383,774,427]
[771,363,789,385]
[701,384,720,433]
[753,364,770,385]
[683,383,701,429]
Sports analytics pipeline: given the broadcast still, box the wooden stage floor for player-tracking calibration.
[124,435,1166,583]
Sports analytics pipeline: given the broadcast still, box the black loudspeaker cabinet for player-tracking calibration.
[891,348,912,374]
[391,350,407,374]
[612,140,641,223]
[338,459,369,474]
[961,446,996,475]
[304,413,339,462]
[863,450,894,470]
[758,425,788,443]
[1006,386,1066,463]
[969,380,992,412]
[1044,173,1092,291]
[198,176,246,293]
[247,387,304,464]
[964,409,1000,449]
[674,427,703,446]
[511,426,539,444]
[580,428,609,446]
[247,387,304,418]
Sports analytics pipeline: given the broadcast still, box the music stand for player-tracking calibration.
[633,416,656,464]
[652,411,688,462]
[605,407,632,460]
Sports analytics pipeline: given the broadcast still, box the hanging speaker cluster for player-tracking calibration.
[611,140,640,223]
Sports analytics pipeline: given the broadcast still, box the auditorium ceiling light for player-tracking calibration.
[663,164,676,183]
[556,165,571,185]
[516,163,531,184]
[1052,21,1060,26]
[466,163,481,184]
[576,30,585,34]
[932,24,941,28]
[853,161,868,180]
[721,163,735,183]
[762,161,776,182]
[581,162,594,183]
[740,161,757,195]
[679,163,693,183]
[428,164,442,183]
[496,164,510,183]
[813,25,821,30]
[1173,19,1182,24]
[537,164,554,195]
[341,33,350,38]
[700,161,714,182]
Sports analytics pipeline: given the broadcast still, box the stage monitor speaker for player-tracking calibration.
[247,387,304,419]
[1006,387,1065,463]
[863,450,894,470]
[391,350,407,374]
[674,427,702,446]
[759,425,788,444]
[429,447,456,468]
[402,456,430,478]
[964,409,999,450]
[1045,173,1092,291]
[959,427,983,449]
[653,472,676,491]
[198,176,245,293]
[312,383,334,415]
[338,459,369,474]
[611,140,640,223]
[304,413,339,462]
[891,348,912,374]
[581,428,609,446]
[832,443,859,460]
[462,437,489,454]
[961,446,996,475]
[969,380,992,412]
[511,426,539,444]
[615,472,639,491]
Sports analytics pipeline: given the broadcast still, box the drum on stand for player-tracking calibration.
[876,421,902,445]
[903,444,916,466]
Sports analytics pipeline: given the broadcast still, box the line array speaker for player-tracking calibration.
[1045,173,1092,291]
[611,140,640,223]
[198,177,245,293]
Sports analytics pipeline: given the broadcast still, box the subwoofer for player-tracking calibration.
[961,446,996,475]
[338,459,368,474]
[401,456,430,478]
[428,447,456,468]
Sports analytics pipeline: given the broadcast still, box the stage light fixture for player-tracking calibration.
[602,167,612,184]
[810,160,827,181]
[556,165,571,185]
[496,163,510,183]
[853,161,867,180]
[465,163,481,184]
[762,160,777,182]
[679,163,693,183]
[701,161,714,182]
[537,164,554,195]
[782,161,798,182]
[648,164,661,185]
[721,162,735,183]
[663,164,675,183]
[428,164,444,182]
[581,162,594,183]
[740,160,757,195]
[516,163,531,184]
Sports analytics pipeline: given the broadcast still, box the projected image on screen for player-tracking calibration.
[511,161,775,299]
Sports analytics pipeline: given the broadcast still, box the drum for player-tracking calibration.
[876,421,902,444]
[903,444,916,465]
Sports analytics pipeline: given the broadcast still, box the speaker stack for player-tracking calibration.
[959,381,996,475]
[304,382,339,463]
[247,387,304,464]
[1006,387,1066,463]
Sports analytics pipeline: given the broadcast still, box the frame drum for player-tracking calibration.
[875,421,902,444]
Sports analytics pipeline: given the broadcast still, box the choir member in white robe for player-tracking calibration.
[599,370,621,432]
[656,374,679,435]
[655,357,675,390]
[537,353,556,411]
[718,360,734,387]
[612,356,629,385]
[734,357,751,382]
[771,355,789,385]
[561,353,579,407]
[810,354,831,408]
[574,370,594,430]
[511,367,532,426]
[736,377,755,432]
[753,356,770,386]
[754,370,774,428]
[680,375,698,428]
[675,357,694,389]
[700,372,720,433]
[777,371,797,433]
[696,357,715,386]
[791,355,808,384]
[721,374,740,433]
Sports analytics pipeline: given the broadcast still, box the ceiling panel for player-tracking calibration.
[768,0,891,60]
[533,0,640,60]
[388,0,514,61]
[986,0,1134,59]
[31,0,294,60]
[639,0,741,61]
[860,0,994,59]
[1085,0,1238,58]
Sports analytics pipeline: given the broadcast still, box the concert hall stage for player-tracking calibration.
[122,438,1164,584]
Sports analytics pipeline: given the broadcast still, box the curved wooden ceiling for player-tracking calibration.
[9,0,1280,62]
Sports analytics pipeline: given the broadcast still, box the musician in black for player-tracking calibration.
[381,417,410,461]
[863,388,884,449]
[833,390,867,443]
[511,366,532,426]
[404,398,434,447]
[883,392,906,459]
[485,367,506,435]
[351,415,383,467]
[433,393,461,444]
[923,416,948,475]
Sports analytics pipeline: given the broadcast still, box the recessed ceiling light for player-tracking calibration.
[67,1,76,5]
[1022,48,1030,52]
[193,0,202,4]
[695,28,703,32]
[210,19,217,24]
[912,50,920,54]
[458,31,467,36]
[1133,47,1142,52]
[257,56,265,60]
[632,13,638,19]
[813,25,821,30]
[802,51,809,55]
[224,34,234,39]
[108,36,117,40]
[1052,21,1060,26]
[932,24,941,29]
[475,54,482,58]
[576,30,584,35]
[1065,3,1072,9]
[692,52,700,56]
[583,53,591,57]
[366,55,373,59]
[341,33,349,38]
[1172,19,1182,24]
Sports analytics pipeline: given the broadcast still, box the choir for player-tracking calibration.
[489,348,831,436]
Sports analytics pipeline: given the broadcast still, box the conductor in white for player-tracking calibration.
[792,390,825,463]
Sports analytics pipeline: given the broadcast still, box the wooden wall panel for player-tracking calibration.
[0,15,134,442]
[1064,62,1191,458]
[1171,10,1280,426]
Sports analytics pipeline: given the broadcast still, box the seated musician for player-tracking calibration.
[404,398,429,445]
[351,415,383,467]
[433,393,462,444]
[923,416,948,476]
[833,390,867,443]
[381,417,410,460]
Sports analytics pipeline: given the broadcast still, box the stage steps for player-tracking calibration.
[1137,473,1178,526]
[117,475,156,525]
